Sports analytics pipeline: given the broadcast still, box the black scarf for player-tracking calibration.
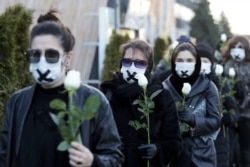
[100,73,162,99]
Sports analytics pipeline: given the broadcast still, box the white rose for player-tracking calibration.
[215,64,224,76]
[136,73,148,87]
[228,68,236,78]
[64,70,81,90]
[221,33,227,42]
[182,82,191,95]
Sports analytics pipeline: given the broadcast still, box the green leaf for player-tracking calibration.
[150,89,162,100]
[180,122,190,134]
[140,115,145,119]
[228,109,235,115]
[57,141,69,151]
[175,101,184,111]
[138,108,144,113]
[147,101,155,109]
[81,110,96,120]
[49,112,59,125]
[58,125,74,142]
[175,101,181,107]
[67,119,80,127]
[57,111,67,120]
[68,108,80,120]
[222,109,228,114]
[133,99,140,105]
[82,95,100,120]
[128,120,144,130]
[148,109,154,114]
[58,119,66,126]
[128,120,136,129]
[49,99,67,111]
[138,100,146,108]
[141,122,147,129]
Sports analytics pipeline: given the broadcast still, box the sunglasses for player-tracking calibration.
[26,49,65,64]
[121,58,147,69]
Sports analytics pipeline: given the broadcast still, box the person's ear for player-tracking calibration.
[64,51,73,67]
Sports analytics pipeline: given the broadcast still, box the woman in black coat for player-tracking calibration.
[164,42,221,167]
[100,39,182,167]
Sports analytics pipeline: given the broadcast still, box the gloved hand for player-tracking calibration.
[178,110,195,127]
[138,144,157,159]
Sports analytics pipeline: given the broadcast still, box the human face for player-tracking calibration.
[230,42,245,62]
[175,50,196,78]
[200,57,212,74]
[120,48,148,83]
[29,35,71,89]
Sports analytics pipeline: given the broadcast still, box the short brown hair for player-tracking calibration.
[120,39,153,60]
[119,39,154,74]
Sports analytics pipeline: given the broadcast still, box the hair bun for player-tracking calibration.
[37,10,61,23]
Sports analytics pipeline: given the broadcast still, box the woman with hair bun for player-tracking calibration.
[0,10,124,167]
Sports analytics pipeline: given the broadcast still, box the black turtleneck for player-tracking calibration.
[17,84,70,167]
[169,73,199,96]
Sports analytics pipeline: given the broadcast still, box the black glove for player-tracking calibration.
[138,144,157,159]
[178,110,195,127]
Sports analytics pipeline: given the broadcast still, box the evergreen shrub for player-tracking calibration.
[0,4,33,131]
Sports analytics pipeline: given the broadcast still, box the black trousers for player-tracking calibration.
[238,117,250,167]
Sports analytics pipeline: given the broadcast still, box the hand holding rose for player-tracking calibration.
[68,141,94,167]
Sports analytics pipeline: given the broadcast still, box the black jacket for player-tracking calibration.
[100,76,182,167]
[0,83,124,167]
[165,74,221,167]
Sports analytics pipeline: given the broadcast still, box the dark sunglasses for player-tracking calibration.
[121,58,147,69]
[26,49,65,64]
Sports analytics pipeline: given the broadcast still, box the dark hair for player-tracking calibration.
[30,10,75,52]
[221,35,250,62]
[196,43,213,64]
[120,39,154,74]
[196,43,214,78]
[172,42,198,60]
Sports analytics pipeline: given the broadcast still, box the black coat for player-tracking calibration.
[165,74,221,167]
[100,75,182,167]
[0,83,124,167]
